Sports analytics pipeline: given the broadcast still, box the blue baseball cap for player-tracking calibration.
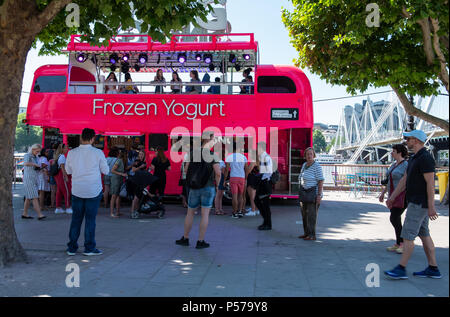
[403,130,427,143]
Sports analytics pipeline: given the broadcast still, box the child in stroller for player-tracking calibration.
[128,170,165,219]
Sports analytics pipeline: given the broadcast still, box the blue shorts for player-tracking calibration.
[49,175,56,186]
[218,173,226,190]
[188,186,216,209]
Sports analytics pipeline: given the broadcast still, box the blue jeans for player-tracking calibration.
[67,192,102,253]
[188,186,216,209]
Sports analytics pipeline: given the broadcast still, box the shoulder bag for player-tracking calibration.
[298,163,317,203]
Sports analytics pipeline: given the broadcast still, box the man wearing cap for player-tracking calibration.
[384,129,441,279]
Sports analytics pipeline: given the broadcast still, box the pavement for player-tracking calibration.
[1,183,448,297]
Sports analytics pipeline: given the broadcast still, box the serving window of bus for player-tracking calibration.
[67,134,105,150]
[107,135,145,151]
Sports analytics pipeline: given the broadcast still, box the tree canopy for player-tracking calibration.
[282,0,449,132]
[34,0,213,55]
[313,129,327,153]
[15,113,42,152]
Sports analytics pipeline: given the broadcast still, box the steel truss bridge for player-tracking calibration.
[331,92,449,163]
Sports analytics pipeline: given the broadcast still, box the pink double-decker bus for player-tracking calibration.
[25,33,313,199]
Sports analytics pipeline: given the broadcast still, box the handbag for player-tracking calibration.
[298,163,317,203]
[388,161,406,209]
[298,185,317,203]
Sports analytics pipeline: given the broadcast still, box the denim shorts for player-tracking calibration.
[188,186,216,209]
[49,175,56,186]
[401,203,430,241]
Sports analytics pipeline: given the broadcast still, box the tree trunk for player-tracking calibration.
[0,38,34,266]
[0,1,39,267]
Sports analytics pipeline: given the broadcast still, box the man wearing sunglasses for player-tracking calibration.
[384,129,442,280]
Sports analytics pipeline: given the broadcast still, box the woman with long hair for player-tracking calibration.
[245,148,260,216]
[150,146,171,198]
[37,148,51,211]
[185,70,202,94]
[110,150,128,217]
[103,148,119,208]
[154,68,166,93]
[105,72,118,94]
[22,144,46,220]
[170,71,182,94]
[129,150,148,216]
[379,144,409,254]
[54,143,72,214]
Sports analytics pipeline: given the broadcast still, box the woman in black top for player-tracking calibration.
[150,146,171,198]
[129,151,148,217]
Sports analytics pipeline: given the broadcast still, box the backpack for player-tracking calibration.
[49,156,61,176]
[186,151,213,190]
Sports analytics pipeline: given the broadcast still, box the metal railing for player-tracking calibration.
[69,81,255,95]
[320,164,389,196]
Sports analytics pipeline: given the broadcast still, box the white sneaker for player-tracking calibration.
[255,210,260,215]
[245,211,256,216]
[65,208,73,214]
[55,208,64,214]
[245,207,252,212]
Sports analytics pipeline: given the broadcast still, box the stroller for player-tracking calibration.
[128,170,165,219]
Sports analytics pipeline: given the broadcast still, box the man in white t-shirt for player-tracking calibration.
[225,145,248,218]
[65,128,109,256]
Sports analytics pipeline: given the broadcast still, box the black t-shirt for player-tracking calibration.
[133,159,147,171]
[406,147,435,208]
[151,157,170,179]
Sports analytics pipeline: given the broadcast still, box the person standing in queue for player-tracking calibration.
[176,131,221,249]
[54,143,72,214]
[247,142,273,230]
[379,144,409,254]
[65,128,109,256]
[22,144,46,220]
[384,130,441,280]
[129,150,148,217]
[150,146,171,199]
[298,147,324,241]
[110,150,128,218]
[103,148,119,208]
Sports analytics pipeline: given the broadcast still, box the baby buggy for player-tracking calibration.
[128,170,165,219]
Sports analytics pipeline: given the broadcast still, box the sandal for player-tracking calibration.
[215,210,226,215]
[21,215,33,219]
[38,216,47,220]
[110,213,119,218]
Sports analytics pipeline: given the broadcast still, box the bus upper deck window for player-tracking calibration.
[33,75,67,93]
[257,76,296,94]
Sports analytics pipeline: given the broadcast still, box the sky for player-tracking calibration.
[18,0,414,125]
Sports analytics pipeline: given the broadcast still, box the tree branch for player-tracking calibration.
[391,86,449,133]
[27,0,72,37]
[430,18,450,93]
[417,18,435,66]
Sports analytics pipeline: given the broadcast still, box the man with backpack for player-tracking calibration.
[176,131,221,249]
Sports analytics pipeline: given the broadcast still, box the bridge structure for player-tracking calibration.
[331,92,449,164]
